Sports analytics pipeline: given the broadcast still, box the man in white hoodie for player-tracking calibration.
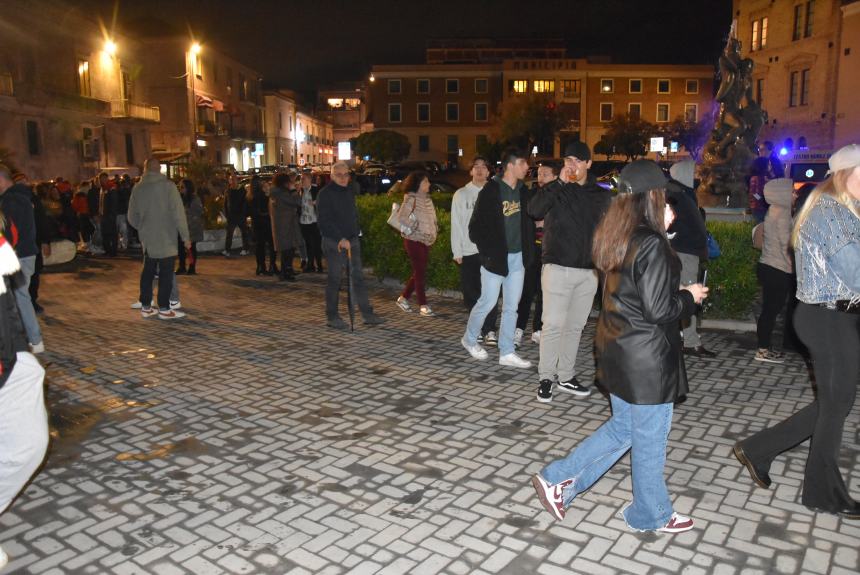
[451,156,498,344]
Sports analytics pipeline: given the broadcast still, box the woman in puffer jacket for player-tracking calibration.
[753,178,795,363]
[394,171,437,317]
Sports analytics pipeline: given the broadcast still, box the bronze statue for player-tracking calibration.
[697,23,768,207]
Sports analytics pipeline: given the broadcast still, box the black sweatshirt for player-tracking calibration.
[317,181,360,241]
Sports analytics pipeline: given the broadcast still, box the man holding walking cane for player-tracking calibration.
[316,162,385,330]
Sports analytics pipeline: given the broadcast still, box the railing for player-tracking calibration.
[110,99,160,122]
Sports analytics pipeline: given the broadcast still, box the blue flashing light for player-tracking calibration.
[779,147,789,157]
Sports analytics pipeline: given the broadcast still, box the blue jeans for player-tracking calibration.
[463,252,524,355]
[12,255,42,345]
[540,395,674,531]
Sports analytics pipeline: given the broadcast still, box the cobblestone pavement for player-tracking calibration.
[1,254,858,575]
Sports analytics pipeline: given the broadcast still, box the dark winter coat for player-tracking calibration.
[665,180,708,259]
[596,227,698,405]
[225,187,248,223]
[528,174,612,269]
[0,183,39,258]
[0,277,29,390]
[317,181,360,241]
[467,177,535,276]
[184,196,205,243]
[269,186,302,251]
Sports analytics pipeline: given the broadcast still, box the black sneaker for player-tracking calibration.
[557,377,591,397]
[537,379,553,403]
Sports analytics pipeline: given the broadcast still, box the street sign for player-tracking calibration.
[650,137,664,152]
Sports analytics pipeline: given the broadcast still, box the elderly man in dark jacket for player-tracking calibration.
[0,165,44,352]
[316,162,385,329]
[461,147,535,368]
[528,141,612,401]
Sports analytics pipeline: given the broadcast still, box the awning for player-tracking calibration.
[151,151,190,163]
[196,94,213,108]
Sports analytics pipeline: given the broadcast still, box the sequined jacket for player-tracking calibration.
[794,195,860,306]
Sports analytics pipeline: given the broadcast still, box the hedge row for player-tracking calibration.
[356,193,759,320]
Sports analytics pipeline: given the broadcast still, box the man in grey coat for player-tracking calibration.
[128,158,190,319]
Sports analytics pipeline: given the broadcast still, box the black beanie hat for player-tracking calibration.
[618,160,667,194]
[563,141,591,161]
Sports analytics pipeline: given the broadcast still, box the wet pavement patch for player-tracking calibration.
[401,489,427,505]
[116,437,210,462]
[502,515,538,529]
[493,420,547,438]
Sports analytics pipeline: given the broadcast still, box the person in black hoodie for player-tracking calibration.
[0,166,44,353]
[528,141,612,402]
[222,172,250,257]
[461,147,535,368]
[249,176,277,275]
[666,160,713,357]
[0,223,49,570]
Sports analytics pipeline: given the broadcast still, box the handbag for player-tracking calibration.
[751,223,764,250]
[386,196,419,236]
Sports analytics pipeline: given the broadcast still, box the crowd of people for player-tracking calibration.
[0,139,857,569]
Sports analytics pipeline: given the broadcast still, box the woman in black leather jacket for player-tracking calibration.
[532,160,708,533]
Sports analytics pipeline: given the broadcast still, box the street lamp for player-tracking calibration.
[104,39,117,56]
[189,42,202,156]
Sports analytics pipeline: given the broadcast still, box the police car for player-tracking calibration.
[782,150,832,190]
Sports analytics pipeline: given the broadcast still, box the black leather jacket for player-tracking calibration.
[595,227,697,405]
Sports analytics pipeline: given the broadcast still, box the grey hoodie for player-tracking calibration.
[128,172,190,259]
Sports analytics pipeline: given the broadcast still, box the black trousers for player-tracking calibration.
[755,263,795,349]
[28,250,43,304]
[460,253,498,335]
[300,222,324,271]
[517,250,543,331]
[140,254,175,311]
[742,303,860,510]
[252,217,276,270]
[102,218,118,256]
[323,237,372,320]
[178,240,198,272]
[225,219,250,252]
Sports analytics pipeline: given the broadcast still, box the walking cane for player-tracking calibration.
[344,244,355,332]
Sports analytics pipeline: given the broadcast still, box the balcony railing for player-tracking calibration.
[110,99,160,123]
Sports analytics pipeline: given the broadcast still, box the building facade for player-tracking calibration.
[733,0,859,151]
[0,4,159,181]
[295,110,335,166]
[317,82,372,150]
[264,91,297,166]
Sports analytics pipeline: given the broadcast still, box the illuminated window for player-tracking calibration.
[446,102,459,122]
[561,80,580,97]
[762,17,768,47]
[417,102,430,123]
[600,102,613,122]
[629,79,642,94]
[388,79,401,94]
[685,79,699,94]
[533,79,555,93]
[656,103,670,122]
[417,78,430,94]
[388,103,401,123]
[752,19,760,51]
[446,79,459,94]
[509,79,527,94]
[327,98,344,108]
[76,58,91,97]
[685,103,698,122]
[657,79,671,94]
[474,78,488,94]
[628,103,641,120]
[475,102,488,122]
[600,79,614,94]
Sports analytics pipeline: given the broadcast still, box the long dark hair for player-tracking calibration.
[592,189,667,273]
[401,170,428,194]
[180,179,195,205]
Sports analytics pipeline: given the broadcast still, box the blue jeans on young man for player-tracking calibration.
[463,252,524,355]
[539,394,674,531]
[13,255,43,345]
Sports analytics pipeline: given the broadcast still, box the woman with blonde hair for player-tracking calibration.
[734,143,860,519]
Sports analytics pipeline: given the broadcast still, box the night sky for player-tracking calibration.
[72,0,732,97]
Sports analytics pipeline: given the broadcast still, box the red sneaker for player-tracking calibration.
[657,512,694,533]
[532,474,570,521]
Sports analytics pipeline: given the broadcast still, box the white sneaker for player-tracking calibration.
[396,296,412,312]
[158,309,186,320]
[514,328,524,346]
[0,545,8,569]
[461,337,488,360]
[130,300,155,309]
[169,300,182,310]
[221,250,230,257]
[30,341,45,354]
[141,307,158,318]
[531,330,541,344]
[499,353,531,368]
[239,250,249,256]
[419,305,435,317]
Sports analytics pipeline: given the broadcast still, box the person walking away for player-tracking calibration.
[222,173,250,256]
[177,180,204,275]
[516,163,554,347]
[395,171,438,316]
[0,165,45,353]
[127,158,190,320]
[451,156,499,345]
[532,159,708,532]
[0,227,49,570]
[666,160,713,358]
[97,172,119,257]
[528,141,612,401]
[299,172,323,272]
[250,176,276,275]
[753,178,796,363]
[29,183,57,314]
[733,144,860,519]
[461,148,535,368]
[316,162,385,329]
[269,173,302,282]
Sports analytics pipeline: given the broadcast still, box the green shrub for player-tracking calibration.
[702,221,758,320]
[356,195,759,319]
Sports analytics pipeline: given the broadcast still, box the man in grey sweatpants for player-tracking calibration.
[527,142,612,403]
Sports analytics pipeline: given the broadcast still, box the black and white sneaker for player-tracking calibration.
[557,377,591,397]
[483,331,498,347]
[537,379,553,403]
